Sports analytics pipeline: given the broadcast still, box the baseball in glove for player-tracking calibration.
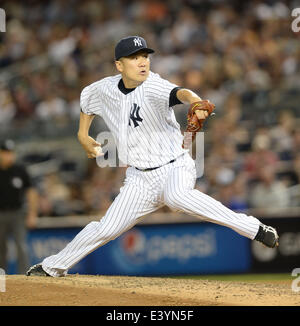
[183,100,215,149]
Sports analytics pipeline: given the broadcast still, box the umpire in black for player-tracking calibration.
[0,139,39,274]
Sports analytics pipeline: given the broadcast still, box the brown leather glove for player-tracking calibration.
[183,100,215,148]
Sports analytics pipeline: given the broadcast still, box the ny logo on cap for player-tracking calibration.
[133,37,142,47]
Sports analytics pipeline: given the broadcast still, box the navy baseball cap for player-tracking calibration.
[115,36,155,61]
[0,139,15,151]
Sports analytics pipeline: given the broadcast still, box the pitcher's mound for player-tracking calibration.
[1,275,299,306]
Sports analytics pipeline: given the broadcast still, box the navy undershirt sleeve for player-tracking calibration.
[169,87,184,107]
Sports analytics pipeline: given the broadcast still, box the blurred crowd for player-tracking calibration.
[0,0,299,216]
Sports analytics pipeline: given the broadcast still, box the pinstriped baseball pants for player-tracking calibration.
[42,153,260,277]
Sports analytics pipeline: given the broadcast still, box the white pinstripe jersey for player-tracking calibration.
[80,71,188,169]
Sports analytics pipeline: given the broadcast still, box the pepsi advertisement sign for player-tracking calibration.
[7,222,251,275]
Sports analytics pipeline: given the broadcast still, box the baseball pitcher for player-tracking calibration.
[27,36,278,277]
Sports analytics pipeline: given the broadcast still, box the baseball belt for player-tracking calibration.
[135,158,176,172]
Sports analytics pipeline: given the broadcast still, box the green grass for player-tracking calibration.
[169,273,292,282]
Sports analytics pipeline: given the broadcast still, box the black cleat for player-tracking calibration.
[254,224,279,248]
[26,264,51,277]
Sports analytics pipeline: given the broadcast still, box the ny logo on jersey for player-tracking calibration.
[129,103,143,128]
[133,37,142,47]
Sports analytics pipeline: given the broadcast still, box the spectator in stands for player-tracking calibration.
[222,93,251,152]
[39,172,72,216]
[244,129,279,181]
[12,84,35,121]
[36,91,68,123]
[249,165,290,210]
[270,110,296,161]
[0,88,16,128]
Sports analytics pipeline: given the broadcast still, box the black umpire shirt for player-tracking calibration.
[0,164,32,211]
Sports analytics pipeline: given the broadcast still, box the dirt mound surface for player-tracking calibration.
[1,275,299,306]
